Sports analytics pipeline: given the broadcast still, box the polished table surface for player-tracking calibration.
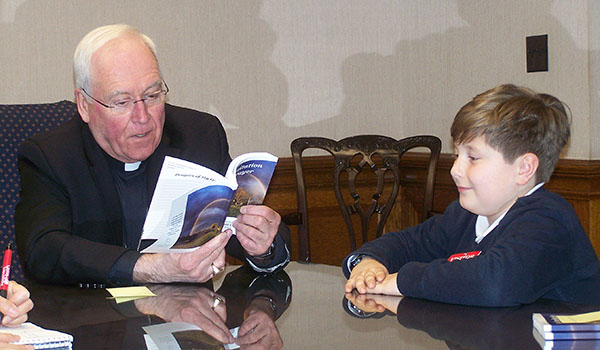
[25,262,598,349]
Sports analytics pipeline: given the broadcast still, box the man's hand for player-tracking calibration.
[233,205,280,257]
[135,285,233,344]
[236,302,283,350]
[345,257,389,293]
[1,281,34,327]
[133,230,232,283]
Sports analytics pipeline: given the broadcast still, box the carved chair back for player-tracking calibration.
[285,134,441,262]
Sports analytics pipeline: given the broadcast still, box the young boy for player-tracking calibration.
[343,84,600,307]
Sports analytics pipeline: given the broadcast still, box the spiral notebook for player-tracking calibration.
[0,322,73,349]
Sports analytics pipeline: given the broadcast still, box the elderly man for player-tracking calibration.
[15,24,290,286]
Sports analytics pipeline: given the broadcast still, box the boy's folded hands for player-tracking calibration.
[345,258,401,296]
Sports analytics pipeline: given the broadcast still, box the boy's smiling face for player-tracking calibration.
[450,136,534,224]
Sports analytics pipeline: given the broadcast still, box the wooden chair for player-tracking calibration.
[284,134,441,262]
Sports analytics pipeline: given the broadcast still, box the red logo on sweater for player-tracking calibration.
[448,251,481,262]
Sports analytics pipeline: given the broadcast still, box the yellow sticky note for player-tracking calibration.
[106,286,156,304]
[555,310,600,324]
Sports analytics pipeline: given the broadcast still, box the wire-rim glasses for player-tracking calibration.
[82,80,169,115]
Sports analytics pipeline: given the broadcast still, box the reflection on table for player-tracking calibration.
[344,284,599,350]
[25,262,599,349]
[27,265,291,349]
[139,266,290,348]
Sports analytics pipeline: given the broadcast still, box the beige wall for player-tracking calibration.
[590,0,600,159]
[1,0,597,159]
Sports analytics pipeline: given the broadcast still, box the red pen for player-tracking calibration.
[0,243,12,299]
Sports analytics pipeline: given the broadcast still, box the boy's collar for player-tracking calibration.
[474,182,545,243]
[524,182,544,196]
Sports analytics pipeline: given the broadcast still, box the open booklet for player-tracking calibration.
[140,152,278,253]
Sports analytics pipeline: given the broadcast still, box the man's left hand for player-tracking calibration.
[237,303,283,349]
[233,205,280,257]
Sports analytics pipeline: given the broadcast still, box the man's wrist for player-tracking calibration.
[108,250,141,286]
[251,242,275,260]
[249,295,277,319]
[132,253,162,283]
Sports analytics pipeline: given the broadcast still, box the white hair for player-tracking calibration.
[73,24,160,93]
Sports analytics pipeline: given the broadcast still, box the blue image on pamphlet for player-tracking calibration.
[227,159,277,217]
[173,185,234,249]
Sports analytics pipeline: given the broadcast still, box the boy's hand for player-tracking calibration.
[345,258,389,293]
[361,273,402,296]
[344,290,402,314]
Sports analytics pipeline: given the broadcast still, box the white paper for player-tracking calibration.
[143,322,239,350]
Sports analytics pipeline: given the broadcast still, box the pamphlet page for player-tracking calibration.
[223,152,278,233]
[140,156,237,253]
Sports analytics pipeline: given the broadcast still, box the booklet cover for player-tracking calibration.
[140,153,278,253]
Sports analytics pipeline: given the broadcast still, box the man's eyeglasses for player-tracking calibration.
[82,80,169,115]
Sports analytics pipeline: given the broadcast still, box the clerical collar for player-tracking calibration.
[103,152,143,174]
[124,161,142,172]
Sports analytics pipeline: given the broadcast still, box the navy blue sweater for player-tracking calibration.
[343,187,600,307]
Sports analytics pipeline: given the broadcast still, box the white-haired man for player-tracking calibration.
[16,24,290,286]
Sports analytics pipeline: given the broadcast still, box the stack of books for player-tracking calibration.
[532,311,600,349]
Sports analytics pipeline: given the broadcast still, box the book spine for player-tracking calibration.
[543,331,600,340]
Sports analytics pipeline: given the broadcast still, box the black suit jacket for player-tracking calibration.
[16,104,290,285]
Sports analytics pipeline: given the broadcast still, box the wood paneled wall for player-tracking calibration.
[259,154,600,266]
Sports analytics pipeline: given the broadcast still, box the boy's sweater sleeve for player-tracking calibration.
[342,201,466,278]
[395,196,589,307]
[343,190,600,307]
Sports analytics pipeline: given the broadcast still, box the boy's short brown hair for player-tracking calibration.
[450,84,571,183]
